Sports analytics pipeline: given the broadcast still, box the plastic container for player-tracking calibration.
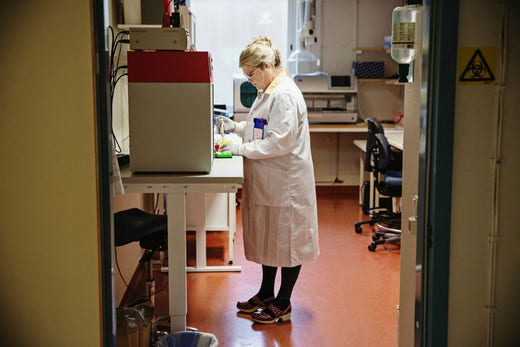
[390,2,421,64]
[287,49,320,76]
[154,316,219,347]
[156,331,218,347]
[390,1,422,82]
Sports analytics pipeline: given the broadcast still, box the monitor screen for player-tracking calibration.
[330,75,351,88]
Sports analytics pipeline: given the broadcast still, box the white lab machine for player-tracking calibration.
[232,74,257,121]
[294,72,358,124]
[127,51,214,172]
[129,27,190,51]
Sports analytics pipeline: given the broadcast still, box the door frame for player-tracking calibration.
[415,1,459,346]
[92,0,115,345]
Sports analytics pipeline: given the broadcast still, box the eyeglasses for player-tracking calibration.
[243,67,258,80]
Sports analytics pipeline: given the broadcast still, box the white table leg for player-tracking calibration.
[185,192,241,272]
[191,193,207,269]
[166,193,187,332]
[164,192,241,274]
[227,193,236,264]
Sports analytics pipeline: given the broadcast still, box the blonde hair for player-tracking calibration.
[239,36,282,69]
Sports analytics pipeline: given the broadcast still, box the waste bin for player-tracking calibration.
[116,300,154,347]
[156,331,218,347]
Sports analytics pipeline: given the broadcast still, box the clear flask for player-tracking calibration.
[391,3,421,64]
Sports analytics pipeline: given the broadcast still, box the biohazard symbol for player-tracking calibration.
[459,49,495,82]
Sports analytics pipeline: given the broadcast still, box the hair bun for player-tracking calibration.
[239,36,281,69]
[251,36,272,48]
[259,36,272,46]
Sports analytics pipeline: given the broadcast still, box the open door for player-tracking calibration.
[92,0,116,345]
[415,0,459,346]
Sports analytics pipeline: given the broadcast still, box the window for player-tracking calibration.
[191,0,289,107]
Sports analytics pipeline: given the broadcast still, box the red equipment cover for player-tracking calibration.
[128,51,213,83]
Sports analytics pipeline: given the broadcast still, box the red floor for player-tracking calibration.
[128,188,400,346]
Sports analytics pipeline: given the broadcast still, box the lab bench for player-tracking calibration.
[120,156,244,332]
[309,123,403,186]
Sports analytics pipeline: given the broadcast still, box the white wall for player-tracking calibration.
[111,0,403,187]
[320,0,357,74]
[493,3,520,341]
[448,1,520,345]
[355,0,403,120]
[312,0,402,185]
[398,8,423,347]
[0,1,103,345]
[321,0,402,119]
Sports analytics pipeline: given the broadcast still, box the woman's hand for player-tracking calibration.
[216,116,236,134]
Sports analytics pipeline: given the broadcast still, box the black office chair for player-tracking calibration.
[354,118,393,232]
[353,118,402,251]
[367,132,402,251]
[114,208,168,300]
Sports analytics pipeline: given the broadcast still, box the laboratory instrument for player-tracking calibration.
[287,0,320,75]
[128,50,214,172]
[232,74,257,120]
[129,27,190,51]
[294,72,358,124]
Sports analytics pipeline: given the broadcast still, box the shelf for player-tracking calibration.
[357,78,401,85]
[117,24,161,30]
[354,47,391,54]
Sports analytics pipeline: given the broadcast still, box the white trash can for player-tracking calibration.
[156,331,218,347]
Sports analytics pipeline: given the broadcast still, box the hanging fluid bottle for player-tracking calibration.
[391,0,422,82]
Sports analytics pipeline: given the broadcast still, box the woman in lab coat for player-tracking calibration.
[218,36,319,324]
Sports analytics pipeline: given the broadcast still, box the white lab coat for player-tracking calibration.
[234,72,319,267]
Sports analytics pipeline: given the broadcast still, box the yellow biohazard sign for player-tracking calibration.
[458,47,496,85]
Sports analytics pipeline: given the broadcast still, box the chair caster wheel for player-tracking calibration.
[373,232,385,241]
[368,243,377,252]
[355,225,363,233]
